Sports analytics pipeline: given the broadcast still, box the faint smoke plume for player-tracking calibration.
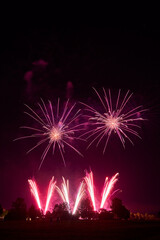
[24,59,48,100]
[66,81,74,99]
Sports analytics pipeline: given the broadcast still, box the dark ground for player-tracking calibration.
[0,220,160,240]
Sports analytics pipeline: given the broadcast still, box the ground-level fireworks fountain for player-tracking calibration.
[28,171,119,215]
[17,89,145,218]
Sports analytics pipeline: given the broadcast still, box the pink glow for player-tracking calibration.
[100,173,119,209]
[28,179,42,210]
[72,181,85,214]
[44,177,56,215]
[84,171,97,211]
[32,59,48,68]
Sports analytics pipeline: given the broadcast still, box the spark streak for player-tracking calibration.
[100,173,119,209]
[28,179,42,210]
[56,177,70,207]
[72,181,85,214]
[28,172,119,214]
[44,176,56,215]
[84,171,97,211]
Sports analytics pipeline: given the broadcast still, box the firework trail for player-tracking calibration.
[72,181,85,214]
[100,173,119,209]
[28,179,42,210]
[84,171,97,211]
[81,88,146,152]
[56,178,86,214]
[44,176,56,215]
[56,177,70,208]
[28,173,119,214]
[15,99,83,169]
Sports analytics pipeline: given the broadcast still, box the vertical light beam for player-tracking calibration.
[28,179,42,210]
[84,171,97,211]
[56,177,70,207]
[44,176,56,215]
[72,181,85,214]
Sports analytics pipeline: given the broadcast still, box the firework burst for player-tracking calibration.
[81,88,146,152]
[15,99,83,169]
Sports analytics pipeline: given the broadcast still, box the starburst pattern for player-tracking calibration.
[15,99,83,169]
[81,88,146,152]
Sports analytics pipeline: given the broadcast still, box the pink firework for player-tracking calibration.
[28,179,42,210]
[84,171,119,211]
[72,181,85,214]
[15,99,83,169]
[56,177,70,207]
[44,176,56,215]
[28,172,119,214]
[81,88,146,152]
[84,171,97,211]
[100,173,119,209]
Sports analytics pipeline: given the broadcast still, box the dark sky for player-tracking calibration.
[0,22,160,214]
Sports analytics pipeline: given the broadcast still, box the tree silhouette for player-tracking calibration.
[79,198,95,219]
[99,209,114,220]
[111,198,130,220]
[5,197,27,221]
[52,202,71,221]
[28,204,42,220]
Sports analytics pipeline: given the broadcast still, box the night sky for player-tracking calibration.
[0,22,160,214]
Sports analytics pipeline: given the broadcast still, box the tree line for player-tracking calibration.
[0,197,130,221]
